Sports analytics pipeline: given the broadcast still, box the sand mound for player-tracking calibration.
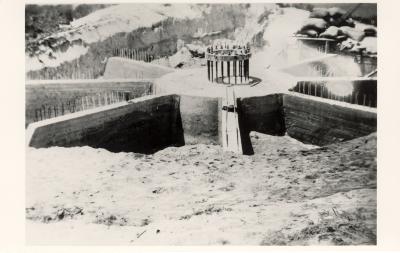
[26,133,376,245]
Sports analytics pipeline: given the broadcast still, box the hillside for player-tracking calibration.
[25,3,278,78]
[25,3,377,80]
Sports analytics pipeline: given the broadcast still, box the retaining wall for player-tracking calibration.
[236,94,286,155]
[282,94,377,146]
[27,95,184,154]
[27,92,377,154]
[25,79,153,126]
[235,93,376,152]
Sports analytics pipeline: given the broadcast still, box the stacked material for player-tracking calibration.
[296,7,377,56]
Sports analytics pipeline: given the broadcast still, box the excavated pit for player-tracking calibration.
[26,54,377,155]
[26,90,376,155]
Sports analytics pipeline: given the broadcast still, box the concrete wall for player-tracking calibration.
[237,94,286,155]
[235,93,376,152]
[179,95,221,145]
[27,93,222,153]
[28,95,184,154]
[238,94,286,135]
[282,94,377,146]
[25,79,153,126]
[27,92,377,155]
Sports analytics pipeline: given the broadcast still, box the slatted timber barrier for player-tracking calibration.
[31,90,150,123]
[290,78,377,108]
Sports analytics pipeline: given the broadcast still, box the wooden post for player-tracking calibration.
[215,60,218,82]
[239,61,242,83]
[325,40,328,54]
[355,92,359,104]
[42,105,46,119]
[244,59,248,81]
[234,60,237,84]
[243,59,245,81]
[246,60,250,80]
[221,61,224,83]
[227,61,230,84]
[242,60,245,81]
[207,60,210,81]
[35,109,38,122]
[211,61,213,83]
[85,96,89,109]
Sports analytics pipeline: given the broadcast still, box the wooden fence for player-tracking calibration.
[291,80,377,108]
[112,48,161,63]
[26,70,97,80]
[32,90,150,122]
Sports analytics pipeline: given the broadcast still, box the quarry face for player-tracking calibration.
[25,3,377,246]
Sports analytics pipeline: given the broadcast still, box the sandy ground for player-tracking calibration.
[26,132,376,245]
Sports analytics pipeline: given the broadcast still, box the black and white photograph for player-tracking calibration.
[22,1,380,246]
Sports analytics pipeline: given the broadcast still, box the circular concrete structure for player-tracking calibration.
[154,67,296,98]
[206,43,255,85]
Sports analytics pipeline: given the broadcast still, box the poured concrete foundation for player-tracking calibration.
[27,95,184,154]
[27,92,377,155]
[283,94,377,146]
